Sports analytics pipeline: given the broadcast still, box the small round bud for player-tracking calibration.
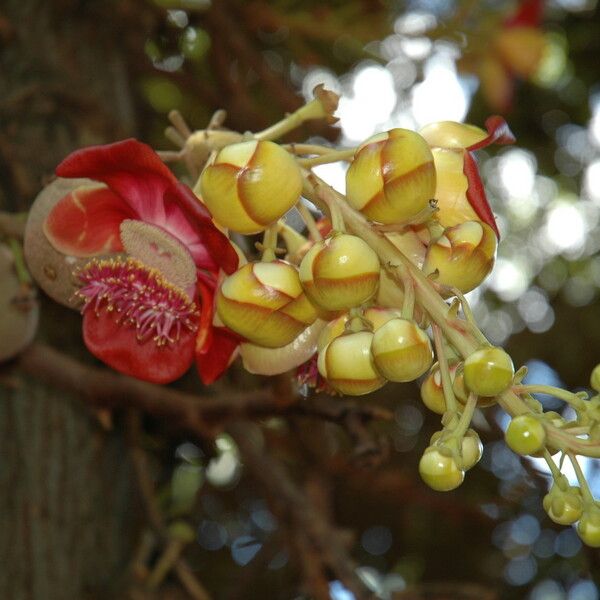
[419,362,461,414]
[429,428,482,471]
[317,331,386,396]
[371,318,433,383]
[463,346,514,397]
[420,365,448,415]
[461,429,483,470]
[452,367,498,408]
[216,260,317,348]
[591,364,600,392]
[543,485,583,526]
[299,233,380,311]
[346,129,436,224]
[505,415,546,456]
[577,505,600,548]
[200,140,302,234]
[419,446,465,491]
[422,221,497,293]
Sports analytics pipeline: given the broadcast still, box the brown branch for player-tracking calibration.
[127,411,212,600]
[226,421,375,600]
[13,343,393,598]
[16,342,392,432]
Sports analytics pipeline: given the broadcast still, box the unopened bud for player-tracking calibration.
[346,129,436,224]
[318,331,386,396]
[423,221,497,293]
[216,260,317,348]
[371,318,433,383]
[200,140,302,234]
[299,233,380,311]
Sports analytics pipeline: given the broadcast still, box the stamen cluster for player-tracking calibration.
[76,258,198,346]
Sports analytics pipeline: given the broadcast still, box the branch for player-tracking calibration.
[15,342,393,433]
[226,421,375,600]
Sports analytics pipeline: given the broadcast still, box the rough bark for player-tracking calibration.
[0,1,144,598]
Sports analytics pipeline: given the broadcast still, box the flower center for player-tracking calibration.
[119,219,197,298]
[76,257,199,346]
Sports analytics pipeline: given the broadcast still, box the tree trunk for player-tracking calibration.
[0,1,146,598]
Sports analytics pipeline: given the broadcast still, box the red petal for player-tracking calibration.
[167,183,239,275]
[196,326,240,385]
[466,116,516,151]
[195,276,216,356]
[82,310,195,384]
[56,139,177,224]
[505,0,544,27]
[463,151,500,238]
[44,185,134,257]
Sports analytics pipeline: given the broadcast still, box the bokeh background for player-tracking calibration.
[1,0,600,599]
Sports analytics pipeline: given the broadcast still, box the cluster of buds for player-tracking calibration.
[209,115,513,398]
[23,86,600,548]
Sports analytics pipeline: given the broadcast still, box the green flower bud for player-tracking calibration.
[543,485,583,526]
[419,446,465,492]
[505,415,546,456]
[460,429,483,470]
[463,346,514,397]
[577,505,600,548]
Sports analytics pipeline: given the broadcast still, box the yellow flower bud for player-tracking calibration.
[422,221,497,293]
[371,318,433,383]
[464,346,514,397]
[429,148,480,229]
[419,121,490,229]
[317,331,386,396]
[420,363,451,415]
[200,140,302,234]
[216,260,317,348]
[362,306,402,331]
[419,121,488,150]
[299,233,380,311]
[345,129,436,224]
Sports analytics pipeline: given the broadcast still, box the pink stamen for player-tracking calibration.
[76,257,199,347]
[296,355,340,396]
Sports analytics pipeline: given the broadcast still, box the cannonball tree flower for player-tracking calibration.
[28,139,239,384]
[460,0,547,112]
[419,116,515,238]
